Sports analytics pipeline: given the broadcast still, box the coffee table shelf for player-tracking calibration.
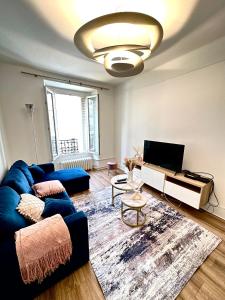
[110,174,142,206]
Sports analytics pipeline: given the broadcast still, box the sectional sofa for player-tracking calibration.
[0,160,90,299]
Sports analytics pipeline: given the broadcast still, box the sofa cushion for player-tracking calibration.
[29,164,45,183]
[45,191,71,201]
[11,160,34,186]
[42,198,76,218]
[1,168,32,194]
[44,168,90,194]
[32,180,65,198]
[0,186,29,239]
[17,194,44,223]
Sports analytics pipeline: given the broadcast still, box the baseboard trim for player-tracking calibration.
[93,166,107,170]
[203,206,225,221]
[93,157,115,169]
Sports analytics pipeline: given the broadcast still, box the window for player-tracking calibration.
[45,87,99,159]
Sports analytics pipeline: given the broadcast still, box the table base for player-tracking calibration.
[121,203,146,227]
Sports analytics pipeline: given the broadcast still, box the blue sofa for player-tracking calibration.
[0,160,90,299]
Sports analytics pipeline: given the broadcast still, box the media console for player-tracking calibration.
[139,163,212,209]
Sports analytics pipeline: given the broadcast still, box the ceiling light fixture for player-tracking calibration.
[74,12,163,77]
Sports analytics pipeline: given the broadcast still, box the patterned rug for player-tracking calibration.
[75,186,221,300]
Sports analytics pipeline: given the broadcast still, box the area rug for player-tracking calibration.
[75,187,221,300]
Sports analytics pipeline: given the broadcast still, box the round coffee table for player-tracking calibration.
[120,192,147,227]
[111,174,143,206]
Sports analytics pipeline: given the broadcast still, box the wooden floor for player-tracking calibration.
[36,169,225,300]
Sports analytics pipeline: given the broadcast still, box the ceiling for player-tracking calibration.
[0,0,225,86]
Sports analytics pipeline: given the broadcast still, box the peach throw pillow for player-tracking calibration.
[32,180,65,198]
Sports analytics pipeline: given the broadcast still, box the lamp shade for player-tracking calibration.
[74,12,163,77]
[25,103,35,113]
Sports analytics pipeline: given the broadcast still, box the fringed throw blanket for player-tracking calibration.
[15,214,72,284]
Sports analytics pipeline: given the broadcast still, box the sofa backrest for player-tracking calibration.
[0,186,29,240]
[10,160,34,186]
[1,168,32,195]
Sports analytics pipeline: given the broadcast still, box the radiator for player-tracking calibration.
[54,154,93,171]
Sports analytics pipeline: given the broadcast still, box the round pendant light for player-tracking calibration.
[74,12,163,77]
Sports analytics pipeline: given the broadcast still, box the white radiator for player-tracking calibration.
[54,153,93,171]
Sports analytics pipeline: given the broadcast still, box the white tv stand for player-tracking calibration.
[140,163,212,209]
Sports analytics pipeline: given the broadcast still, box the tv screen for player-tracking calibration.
[143,140,185,172]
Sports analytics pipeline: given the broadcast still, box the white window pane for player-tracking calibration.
[88,95,99,154]
[54,94,84,154]
[46,92,58,158]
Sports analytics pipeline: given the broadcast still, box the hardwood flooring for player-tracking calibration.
[36,169,225,300]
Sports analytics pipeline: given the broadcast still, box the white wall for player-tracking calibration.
[0,62,115,167]
[0,102,7,179]
[0,137,6,179]
[97,89,115,166]
[115,40,225,217]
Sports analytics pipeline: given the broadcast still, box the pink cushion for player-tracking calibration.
[32,180,65,198]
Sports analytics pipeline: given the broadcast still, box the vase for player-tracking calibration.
[127,170,133,183]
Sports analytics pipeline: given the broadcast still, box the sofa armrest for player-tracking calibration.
[0,212,89,274]
[38,163,55,173]
[0,212,89,298]
[0,236,22,295]
[64,211,89,261]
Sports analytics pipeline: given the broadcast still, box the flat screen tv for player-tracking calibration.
[143,140,185,172]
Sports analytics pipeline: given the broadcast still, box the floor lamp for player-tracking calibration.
[25,104,38,163]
